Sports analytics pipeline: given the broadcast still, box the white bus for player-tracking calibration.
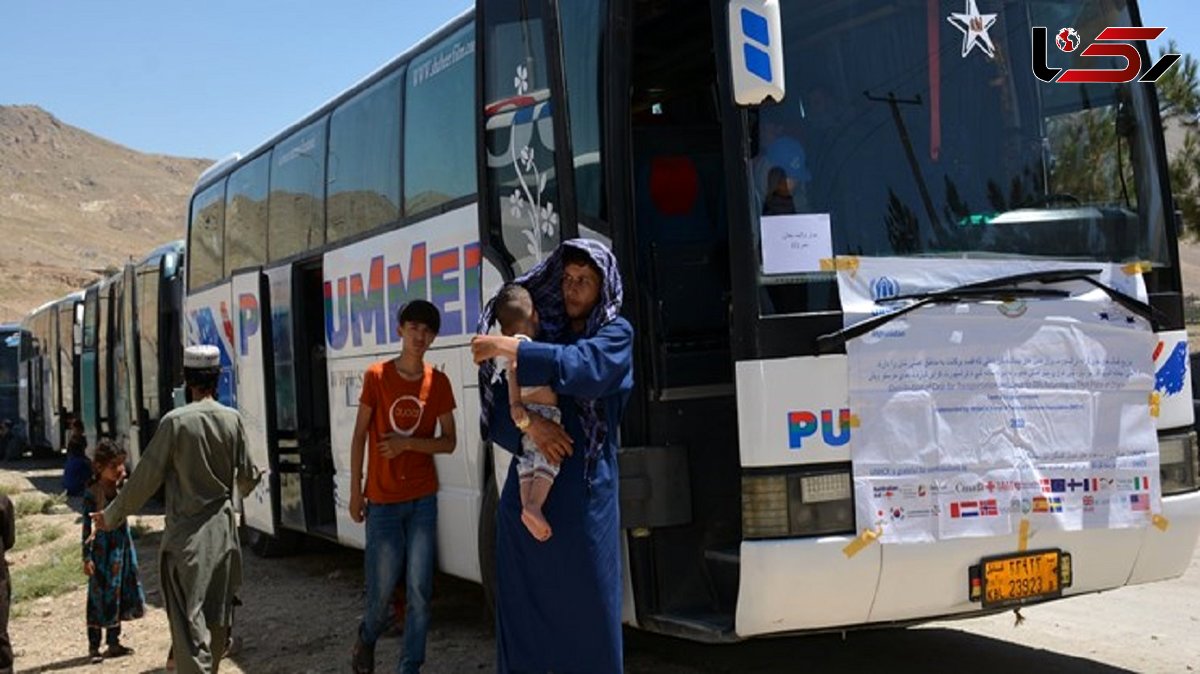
[184,0,1199,640]
[19,292,84,454]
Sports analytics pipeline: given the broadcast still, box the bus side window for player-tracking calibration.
[226,154,270,271]
[327,71,403,244]
[403,24,476,219]
[270,118,328,261]
[188,180,227,290]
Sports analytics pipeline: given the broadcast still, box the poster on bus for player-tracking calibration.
[838,257,1162,543]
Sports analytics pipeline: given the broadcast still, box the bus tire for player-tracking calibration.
[478,469,499,623]
[242,524,301,558]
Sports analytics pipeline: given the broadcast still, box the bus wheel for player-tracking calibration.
[242,525,301,558]
[478,471,499,622]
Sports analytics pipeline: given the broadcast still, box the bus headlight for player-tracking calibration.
[1160,431,1199,496]
[742,468,855,539]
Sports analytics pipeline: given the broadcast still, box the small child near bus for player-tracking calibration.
[62,418,90,497]
[495,283,562,542]
[81,439,145,663]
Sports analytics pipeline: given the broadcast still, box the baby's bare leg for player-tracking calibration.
[519,475,532,509]
[520,474,554,542]
[528,474,553,512]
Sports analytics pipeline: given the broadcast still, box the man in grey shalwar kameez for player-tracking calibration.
[91,345,259,673]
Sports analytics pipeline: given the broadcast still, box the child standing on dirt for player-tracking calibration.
[494,283,562,542]
[61,418,90,497]
[81,440,145,663]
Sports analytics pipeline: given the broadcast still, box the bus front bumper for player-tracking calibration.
[734,489,1200,637]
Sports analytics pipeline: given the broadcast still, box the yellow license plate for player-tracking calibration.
[981,550,1062,608]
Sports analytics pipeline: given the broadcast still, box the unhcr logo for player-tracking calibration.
[870,276,900,302]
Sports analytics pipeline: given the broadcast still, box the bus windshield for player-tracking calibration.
[753,0,1168,294]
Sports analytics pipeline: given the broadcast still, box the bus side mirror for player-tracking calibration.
[728,0,786,107]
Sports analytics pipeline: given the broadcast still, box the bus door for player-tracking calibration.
[80,286,100,448]
[25,334,45,449]
[291,261,336,538]
[71,298,84,425]
[42,314,59,451]
[619,0,744,635]
[231,269,278,536]
[116,266,140,457]
[158,250,184,421]
[57,299,76,448]
[265,265,307,535]
[97,279,115,439]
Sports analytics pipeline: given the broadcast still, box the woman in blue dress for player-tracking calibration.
[472,239,634,673]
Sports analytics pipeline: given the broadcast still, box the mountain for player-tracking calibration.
[0,105,210,322]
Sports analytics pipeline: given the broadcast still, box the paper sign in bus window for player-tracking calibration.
[760,213,833,275]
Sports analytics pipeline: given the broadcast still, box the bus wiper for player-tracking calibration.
[816,287,1068,354]
[889,268,1102,301]
[816,266,1161,354]
[891,267,1160,328]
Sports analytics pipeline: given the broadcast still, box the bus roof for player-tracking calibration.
[135,239,185,269]
[195,153,242,188]
[189,6,473,199]
[55,290,86,307]
[25,299,59,319]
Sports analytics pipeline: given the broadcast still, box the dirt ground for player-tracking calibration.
[6,463,496,674]
[7,459,1200,673]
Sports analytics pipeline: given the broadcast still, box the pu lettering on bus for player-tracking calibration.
[787,408,852,449]
[237,293,260,356]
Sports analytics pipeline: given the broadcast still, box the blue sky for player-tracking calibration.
[0,1,1194,161]
[0,2,470,159]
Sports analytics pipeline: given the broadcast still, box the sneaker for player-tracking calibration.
[104,643,134,658]
[88,648,103,664]
[351,635,375,674]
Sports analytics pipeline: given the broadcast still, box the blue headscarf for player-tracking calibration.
[477,239,624,462]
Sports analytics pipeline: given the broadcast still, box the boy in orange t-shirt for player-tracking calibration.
[349,300,456,674]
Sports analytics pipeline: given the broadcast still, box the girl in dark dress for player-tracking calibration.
[81,440,145,662]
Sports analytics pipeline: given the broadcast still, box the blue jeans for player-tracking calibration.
[359,495,437,674]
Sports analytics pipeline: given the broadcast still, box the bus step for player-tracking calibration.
[640,613,737,643]
[703,547,740,616]
[703,547,740,565]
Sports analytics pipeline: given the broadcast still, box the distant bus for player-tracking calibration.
[19,295,81,452]
[75,242,185,459]
[184,0,1199,641]
[118,241,186,463]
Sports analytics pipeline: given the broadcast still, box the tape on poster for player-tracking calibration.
[842,527,881,559]
[820,256,860,275]
[1122,261,1153,276]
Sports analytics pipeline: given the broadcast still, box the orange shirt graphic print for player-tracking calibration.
[388,394,425,437]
